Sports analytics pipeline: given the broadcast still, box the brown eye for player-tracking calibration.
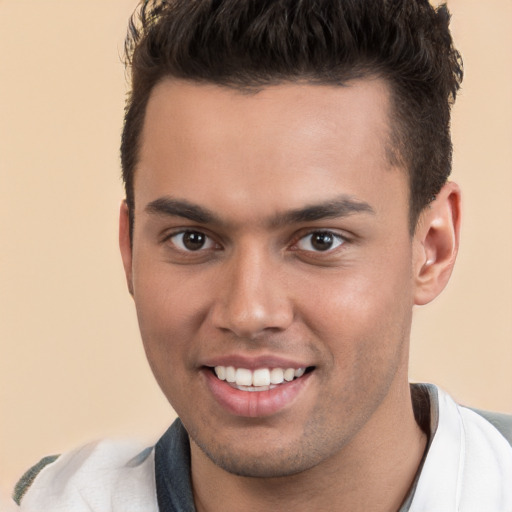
[170,231,215,252]
[183,231,206,250]
[296,231,344,252]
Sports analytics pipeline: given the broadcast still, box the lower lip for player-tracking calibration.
[203,369,312,418]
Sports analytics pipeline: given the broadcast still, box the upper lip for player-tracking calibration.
[201,354,313,370]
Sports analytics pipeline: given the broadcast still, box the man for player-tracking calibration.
[14,0,512,511]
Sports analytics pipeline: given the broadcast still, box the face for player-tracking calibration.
[121,78,419,478]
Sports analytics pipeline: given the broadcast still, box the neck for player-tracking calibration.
[191,381,427,512]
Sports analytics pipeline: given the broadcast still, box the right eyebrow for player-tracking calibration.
[144,197,222,225]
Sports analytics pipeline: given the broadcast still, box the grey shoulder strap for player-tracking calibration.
[13,454,60,505]
[470,408,512,447]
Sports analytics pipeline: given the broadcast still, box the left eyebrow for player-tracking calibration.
[269,196,375,228]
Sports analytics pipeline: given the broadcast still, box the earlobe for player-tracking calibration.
[413,182,461,306]
[119,200,134,296]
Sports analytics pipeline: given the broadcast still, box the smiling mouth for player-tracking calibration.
[210,366,314,392]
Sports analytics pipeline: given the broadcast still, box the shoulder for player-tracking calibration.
[13,454,60,506]
[412,383,512,447]
[14,440,158,512]
[466,407,512,447]
[406,385,512,511]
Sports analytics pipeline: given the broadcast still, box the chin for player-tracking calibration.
[199,444,315,478]
[190,426,338,479]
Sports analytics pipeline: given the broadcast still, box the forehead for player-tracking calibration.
[135,78,406,223]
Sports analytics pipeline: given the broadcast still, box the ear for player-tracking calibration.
[413,182,461,306]
[119,200,134,296]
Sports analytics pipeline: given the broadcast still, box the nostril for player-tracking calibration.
[211,304,294,339]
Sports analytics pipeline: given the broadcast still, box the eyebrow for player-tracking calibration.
[144,195,374,227]
[145,197,221,224]
[269,196,375,227]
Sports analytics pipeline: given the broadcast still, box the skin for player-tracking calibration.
[119,78,461,511]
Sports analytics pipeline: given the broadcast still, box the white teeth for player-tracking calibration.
[269,368,284,384]
[225,366,236,383]
[237,385,271,392]
[214,366,226,380]
[213,365,307,388]
[284,368,295,382]
[252,368,270,387]
[235,368,252,386]
[294,368,305,378]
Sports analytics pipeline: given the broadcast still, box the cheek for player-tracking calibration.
[133,275,203,413]
[297,256,414,365]
[134,258,208,326]
[132,266,207,377]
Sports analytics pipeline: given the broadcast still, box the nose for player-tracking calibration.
[210,246,294,339]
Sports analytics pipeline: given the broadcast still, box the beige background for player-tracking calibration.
[1,0,511,504]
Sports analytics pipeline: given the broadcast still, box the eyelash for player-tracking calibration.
[163,229,348,255]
